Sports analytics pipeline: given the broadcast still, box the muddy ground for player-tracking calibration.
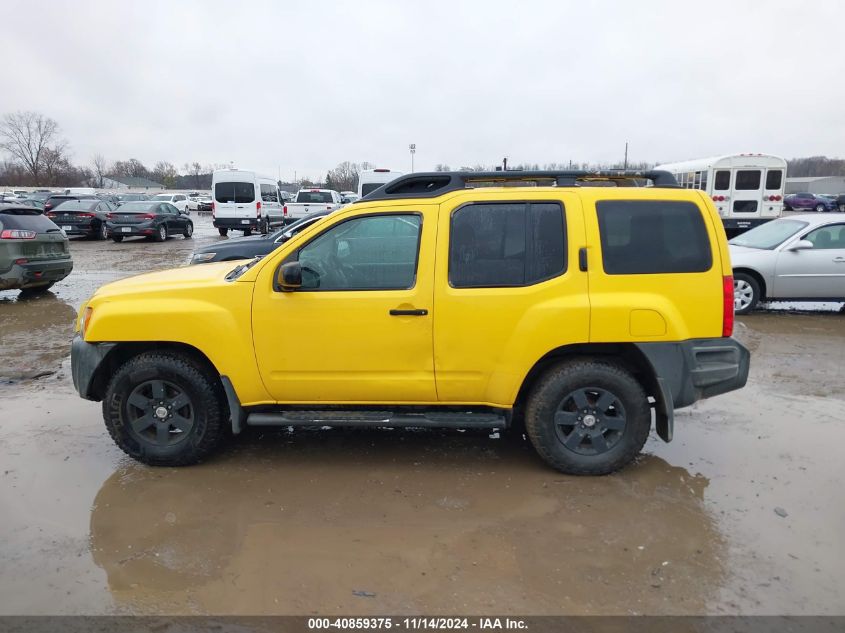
[0,216,843,615]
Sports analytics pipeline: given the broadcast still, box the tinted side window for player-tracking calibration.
[765,170,783,190]
[735,170,761,190]
[260,184,279,203]
[215,182,255,204]
[297,214,422,291]
[450,202,566,288]
[596,200,712,274]
[804,224,845,250]
[714,170,730,190]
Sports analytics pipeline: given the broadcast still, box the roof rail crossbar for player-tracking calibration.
[358,170,679,201]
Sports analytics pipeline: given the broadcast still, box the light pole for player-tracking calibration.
[409,144,416,173]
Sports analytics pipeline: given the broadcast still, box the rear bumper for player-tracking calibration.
[0,258,73,289]
[106,221,156,237]
[722,218,774,231]
[214,217,259,229]
[636,337,750,409]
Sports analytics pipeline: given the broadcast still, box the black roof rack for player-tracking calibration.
[358,169,679,202]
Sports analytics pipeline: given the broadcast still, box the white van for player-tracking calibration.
[211,169,284,236]
[64,187,96,195]
[357,168,403,198]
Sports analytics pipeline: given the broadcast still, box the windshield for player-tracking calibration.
[116,202,157,213]
[729,219,809,250]
[296,191,333,204]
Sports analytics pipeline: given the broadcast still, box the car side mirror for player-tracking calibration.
[789,240,814,251]
[276,261,302,291]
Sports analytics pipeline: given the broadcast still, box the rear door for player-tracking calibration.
[584,194,724,341]
[433,191,588,406]
[730,169,763,226]
[214,179,257,223]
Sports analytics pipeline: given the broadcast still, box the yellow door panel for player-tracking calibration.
[252,207,438,403]
[432,191,590,406]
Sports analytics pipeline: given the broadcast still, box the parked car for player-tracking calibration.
[730,213,845,313]
[211,169,284,236]
[19,199,45,211]
[71,169,749,474]
[189,210,330,264]
[284,188,344,222]
[23,191,54,203]
[0,203,73,294]
[196,195,212,214]
[340,191,360,203]
[783,192,838,212]
[836,193,845,212]
[116,193,150,205]
[150,193,190,213]
[44,194,99,214]
[105,201,193,242]
[46,199,114,240]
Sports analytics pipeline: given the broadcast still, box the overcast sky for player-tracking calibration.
[2,0,843,180]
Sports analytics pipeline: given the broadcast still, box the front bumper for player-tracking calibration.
[637,337,750,410]
[213,217,260,229]
[71,334,115,401]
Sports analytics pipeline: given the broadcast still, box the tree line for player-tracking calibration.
[2,110,843,189]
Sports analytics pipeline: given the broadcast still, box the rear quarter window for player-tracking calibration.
[0,208,62,232]
[215,182,256,204]
[596,200,712,274]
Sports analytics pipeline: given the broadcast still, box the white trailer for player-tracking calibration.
[655,153,787,236]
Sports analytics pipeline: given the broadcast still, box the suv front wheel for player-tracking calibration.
[525,360,651,475]
[103,352,227,466]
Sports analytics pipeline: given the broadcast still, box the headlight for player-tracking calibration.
[190,252,216,264]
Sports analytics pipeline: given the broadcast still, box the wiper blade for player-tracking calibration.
[225,256,262,280]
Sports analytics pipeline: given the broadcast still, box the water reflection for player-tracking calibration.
[89,430,725,615]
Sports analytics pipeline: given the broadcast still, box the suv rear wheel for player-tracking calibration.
[103,352,227,466]
[218,227,228,237]
[525,360,650,475]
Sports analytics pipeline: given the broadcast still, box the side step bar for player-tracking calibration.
[246,410,507,429]
[220,377,509,435]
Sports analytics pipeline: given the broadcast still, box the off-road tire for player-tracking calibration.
[218,227,228,237]
[525,360,650,475]
[103,352,227,466]
[734,272,760,315]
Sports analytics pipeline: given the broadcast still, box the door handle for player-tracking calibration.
[833,257,845,263]
[389,308,428,316]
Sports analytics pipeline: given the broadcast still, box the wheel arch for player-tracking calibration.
[87,341,222,402]
[733,266,767,300]
[513,343,667,439]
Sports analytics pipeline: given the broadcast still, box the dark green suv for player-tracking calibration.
[0,204,73,294]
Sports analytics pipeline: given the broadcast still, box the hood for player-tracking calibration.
[92,260,250,300]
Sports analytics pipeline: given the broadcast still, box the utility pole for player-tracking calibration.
[503,157,508,171]
[624,142,629,170]
[409,144,416,173]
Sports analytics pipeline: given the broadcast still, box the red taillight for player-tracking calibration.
[1,229,37,239]
[774,195,782,201]
[723,275,734,337]
[211,201,215,218]
[77,212,94,218]
[283,205,287,216]
[141,213,156,220]
[46,212,56,218]
[106,213,114,220]
[256,200,261,216]
[14,258,28,265]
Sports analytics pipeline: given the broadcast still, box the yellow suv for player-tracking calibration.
[71,171,749,475]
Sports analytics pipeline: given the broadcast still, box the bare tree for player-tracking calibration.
[0,111,63,185]
[92,153,109,188]
[152,160,178,188]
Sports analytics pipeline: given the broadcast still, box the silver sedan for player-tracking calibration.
[729,213,845,313]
